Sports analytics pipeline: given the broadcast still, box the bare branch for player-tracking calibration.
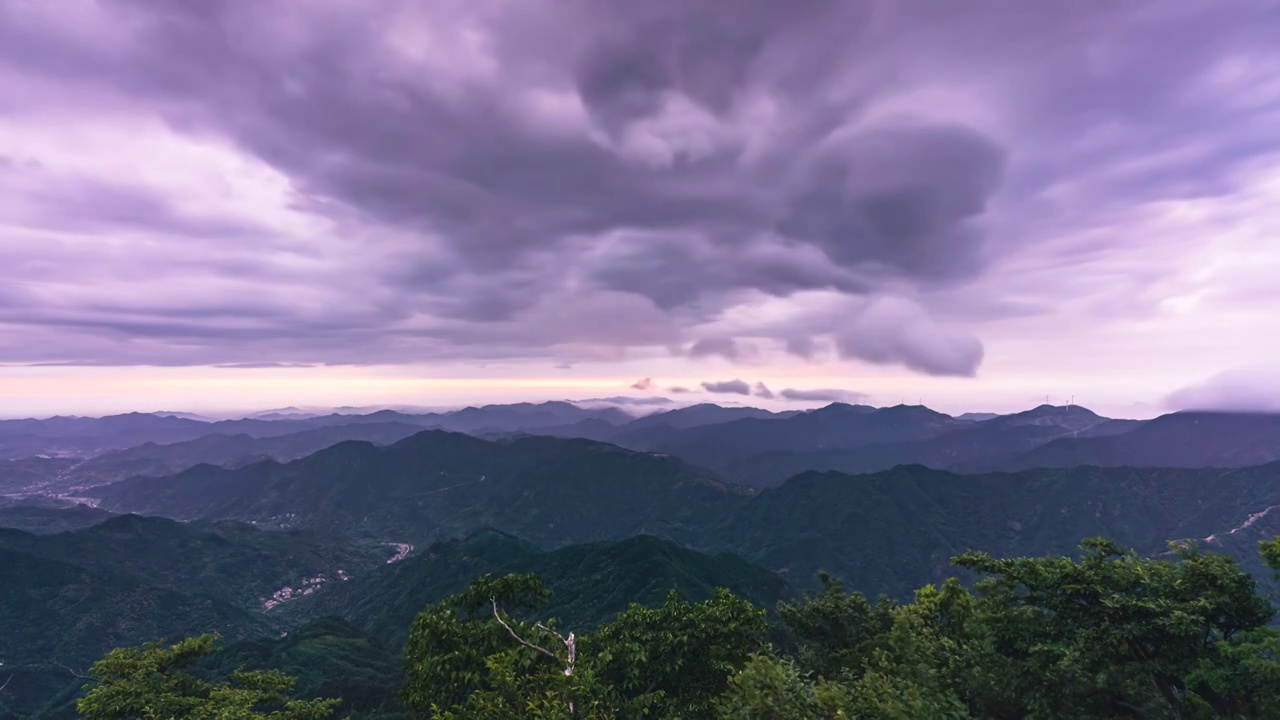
[491,598,559,662]
[49,661,95,682]
[0,675,11,694]
[535,622,567,644]
[535,623,576,675]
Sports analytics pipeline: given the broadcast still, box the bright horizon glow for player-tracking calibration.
[0,361,1183,420]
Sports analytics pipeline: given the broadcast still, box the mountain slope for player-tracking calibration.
[286,530,793,648]
[64,421,425,489]
[0,503,115,534]
[0,546,269,719]
[721,404,1128,486]
[996,411,1280,471]
[0,514,387,612]
[88,431,747,548]
[716,462,1280,597]
[622,403,958,469]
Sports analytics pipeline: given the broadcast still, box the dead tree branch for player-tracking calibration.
[491,598,559,662]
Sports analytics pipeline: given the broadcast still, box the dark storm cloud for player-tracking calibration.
[779,388,868,403]
[1,0,1277,373]
[688,337,748,361]
[701,379,751,395]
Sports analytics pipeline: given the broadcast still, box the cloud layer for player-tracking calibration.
[1,0,1277,392]
[1165,367,1280,413]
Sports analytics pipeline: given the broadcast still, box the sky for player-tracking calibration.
[2,0,1280,419]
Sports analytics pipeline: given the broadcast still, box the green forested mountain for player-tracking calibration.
[0,520,789,719]
[13,413,1280,718]
[0,515,388,611]
[716,463,1280,596]
[0,546,269,719]
[82,428,1280,599]
[0,513,400,717]
[88,432,745,548]
[284,531,793,648]
[201,618,404,720]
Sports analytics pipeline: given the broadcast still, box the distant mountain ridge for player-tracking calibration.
[88,431,745,549]
[0,401,638,460]
[83,426,1280,600]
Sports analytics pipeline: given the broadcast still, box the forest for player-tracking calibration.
[66,537,1280,720]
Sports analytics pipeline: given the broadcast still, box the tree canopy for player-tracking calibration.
[76,537,1280,720]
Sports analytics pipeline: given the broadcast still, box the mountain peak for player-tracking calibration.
[812,402,878,415]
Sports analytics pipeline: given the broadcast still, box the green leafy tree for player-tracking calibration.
[777,572,895,679]
[955,537,1276,719]
[715,654,858,720]
[588,588,767,719]
[403,576,765,719]
[77,634,337,720]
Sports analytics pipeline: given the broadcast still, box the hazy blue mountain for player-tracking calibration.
[700,405,1139,487]
[64,421,425,489]
[436,401,632,433]
[0,504,115,534]
[0,402,638,466]
[623,403,960,472]
[622,403,798,431]
[993,411,1280,471]
[0,456,78,493]
[957,412,1001,421]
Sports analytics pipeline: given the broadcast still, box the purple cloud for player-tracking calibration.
[701,379,751,395]
[780,388,868,403]
[688,337,753,361]
[1165,367,1280,413]
[630,377,654,391]
[0,0,1275,392]
[752,382,774,399]
[834,297,983,377]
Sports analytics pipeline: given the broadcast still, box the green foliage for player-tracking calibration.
[76,634,337,720]
[51,536,1280,720]
[401,574,561,716]
[292,531,792,650]
[205,618,405,719]
[589,588,767,718]
[1260,536,1280,574]
[955,537,1274,718]
[715,655,831,720]
[777,572,895,678]
[403,577,765,719]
